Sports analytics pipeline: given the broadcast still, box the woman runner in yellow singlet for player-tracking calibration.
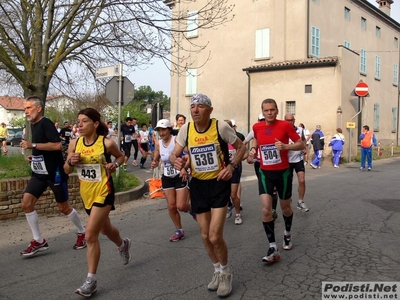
[64,108,131,298]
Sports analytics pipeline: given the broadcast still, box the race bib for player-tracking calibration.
[75,164,102,182]
[30,155,48,175]
[141,132,149,143]
[124,135,132,143]
[163,162,179,177]
[260,144,282,165]
[190,143,218,173]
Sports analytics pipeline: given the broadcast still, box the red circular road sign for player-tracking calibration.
[355,82,369,97]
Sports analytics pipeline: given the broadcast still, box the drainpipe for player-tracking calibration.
[397,47,400,146]
[397,89,399,146]
[246,71,251,134]
[306,0,310,58]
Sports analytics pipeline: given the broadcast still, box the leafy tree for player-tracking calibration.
[8,116,25,128]
[121,100,150,127]
[134,85,170,110]
[0,0,234,104]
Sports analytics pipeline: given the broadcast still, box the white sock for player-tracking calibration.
[87,273,97,281]
[67,209,85,233]
[119,239,125,249]
[213,262,220,273]
[284,230,290,236]
[298,199,303,203]
[220,264,230,274]
[270,242,277,250]
[26,211,43,243]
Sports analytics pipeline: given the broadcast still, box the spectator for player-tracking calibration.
[359,125,377,171]
[329,128,345,168]
[310,125,325,169]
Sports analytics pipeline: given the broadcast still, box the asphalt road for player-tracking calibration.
[1,154,399,300]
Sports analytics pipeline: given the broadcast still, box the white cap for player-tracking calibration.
[155,119,172,130]
[230,119,236,127]
[258,113,265,120]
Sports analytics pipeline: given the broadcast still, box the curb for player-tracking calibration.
[115,177,149,205]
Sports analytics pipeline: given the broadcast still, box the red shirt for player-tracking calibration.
[253,120,300,170]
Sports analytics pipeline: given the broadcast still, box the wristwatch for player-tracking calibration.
[67,159,75,167]
[230,162,239,169]
[32,143,37,149]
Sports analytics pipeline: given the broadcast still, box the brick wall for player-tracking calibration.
[0,174,84,221]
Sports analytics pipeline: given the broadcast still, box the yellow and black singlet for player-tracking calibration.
[75,135,113,209]
[187,119,229,180]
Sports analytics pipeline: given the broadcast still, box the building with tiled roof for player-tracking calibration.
[0,96,25,127]
[0,95,76,127]
[169,0,400,158]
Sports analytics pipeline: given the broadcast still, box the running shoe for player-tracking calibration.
[334,165,339,168]
[75,277,97,297]
[170,230,185,242]
[282,234,293,250]
[359,167,365,170]
[217,272,233,298]
[262,247,281,263]
[20,239,49,256]
[368,167,371,171]
[226,206,232,219]
[207,271,220,291]
[118,237,132,265]
[73,233,87,250]
[297,201,309,212]
[310,163,317,169]
[272,209,278,221]
[132,160,138,166]
[234,214,243,225]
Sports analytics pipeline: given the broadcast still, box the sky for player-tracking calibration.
[129,0,400,98]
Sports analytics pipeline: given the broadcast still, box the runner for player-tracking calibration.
[284,114,309,212]
[64,107,131,297]
[19,96,86,257]
[251,98,303,263]
[170,94,246,298]
[151,119,195,242]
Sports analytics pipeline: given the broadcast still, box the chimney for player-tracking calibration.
[376,0,394,16]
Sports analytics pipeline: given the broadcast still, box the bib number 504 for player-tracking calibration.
[263,150,278,160]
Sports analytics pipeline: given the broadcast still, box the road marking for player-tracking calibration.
[241,175,257,182]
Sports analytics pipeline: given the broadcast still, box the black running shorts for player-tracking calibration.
[162,174,188,190]
[258,168,293,200]
[25,176,68,203]
[231,163,242,184]
[189,177,231,214]
[289,160,305,174]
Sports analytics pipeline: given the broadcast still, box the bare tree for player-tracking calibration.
[0,0,234,103]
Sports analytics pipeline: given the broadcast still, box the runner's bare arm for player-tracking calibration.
[169,143,185,171]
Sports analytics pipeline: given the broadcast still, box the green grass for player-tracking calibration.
[112,169,141,192]
[0,154,140,193]
[0,154,31,179]
[354,145,400,162]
